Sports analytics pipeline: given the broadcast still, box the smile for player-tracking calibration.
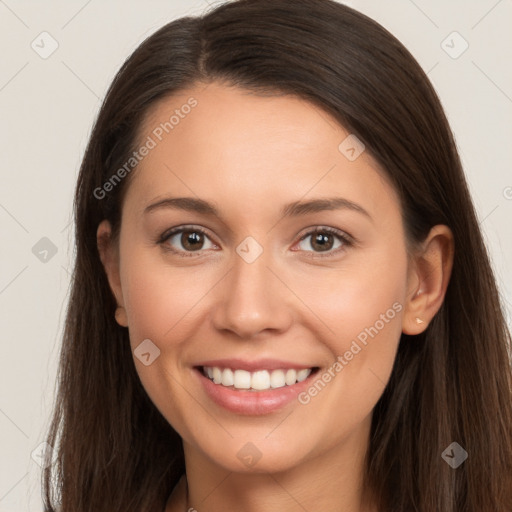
[194,364,321,415]
[201,366,318,391]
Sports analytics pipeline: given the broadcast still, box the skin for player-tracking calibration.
[97,82,454,512]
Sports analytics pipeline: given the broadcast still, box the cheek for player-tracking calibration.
[120,247,210,346]
[294,242,407,341]
[294,242,407,401]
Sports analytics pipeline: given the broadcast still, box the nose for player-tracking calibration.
[211,245,293,339]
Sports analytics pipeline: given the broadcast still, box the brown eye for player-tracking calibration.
[159,226,216,255]
[180,230,205,251]
[294,227,352,257]
[309,231,335,252]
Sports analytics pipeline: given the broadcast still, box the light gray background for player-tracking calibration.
[0,0,511,510]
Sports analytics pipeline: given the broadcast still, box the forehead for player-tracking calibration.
[139,82,344,156]
[124,82,399,221]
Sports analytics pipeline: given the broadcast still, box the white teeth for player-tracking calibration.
[269,369,286,388]
[296,369,310,382]
[212,367,222,384]
[203,366,313,391]
[285,369,297,385]
[233,369,251,389]
[251,370,270,390]
[221,368,234,386]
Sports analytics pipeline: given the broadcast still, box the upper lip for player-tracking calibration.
[195,358,317,372]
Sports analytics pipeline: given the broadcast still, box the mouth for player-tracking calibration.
[195,365,321,392]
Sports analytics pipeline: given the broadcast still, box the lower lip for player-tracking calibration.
[194,367,319,415]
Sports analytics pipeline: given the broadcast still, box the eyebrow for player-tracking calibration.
[143,196,372,222]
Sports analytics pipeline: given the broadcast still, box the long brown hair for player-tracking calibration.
[42,0,512,510]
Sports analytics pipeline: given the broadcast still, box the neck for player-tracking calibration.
[169,418,377,512]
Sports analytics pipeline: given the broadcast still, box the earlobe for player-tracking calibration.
[402,225,454,335]
[114,306,128,327]
[96,220,128,327]
[402,286,428,335]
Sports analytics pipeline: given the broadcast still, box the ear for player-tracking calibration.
[97,220,128,327]
[402,224,454,335]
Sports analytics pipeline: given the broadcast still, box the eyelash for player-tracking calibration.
[157,225,354,259]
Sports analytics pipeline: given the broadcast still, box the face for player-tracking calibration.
[100,81,415,474]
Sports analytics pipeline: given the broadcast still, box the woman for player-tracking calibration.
[42,0,512,510]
